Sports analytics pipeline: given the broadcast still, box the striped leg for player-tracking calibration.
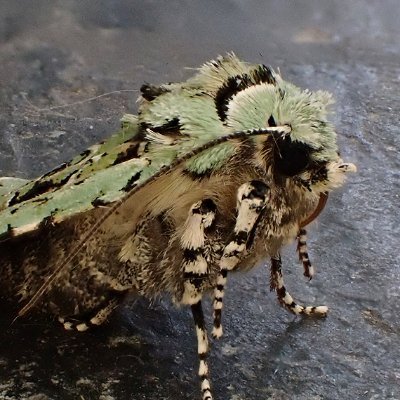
[58,292,124,331]
[192,301,213,400]
[212,180,269,338]
[179,199,216,398]
[270,255,328,316]
[297,228,314,279]
[180,199,216,305]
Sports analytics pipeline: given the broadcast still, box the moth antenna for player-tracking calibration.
[270,129,283,159]
[17,125,291,318]
[22,89,139,114]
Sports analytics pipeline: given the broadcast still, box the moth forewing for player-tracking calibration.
[0,53,356,400]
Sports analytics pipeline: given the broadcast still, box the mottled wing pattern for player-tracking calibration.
[0,115,146,238]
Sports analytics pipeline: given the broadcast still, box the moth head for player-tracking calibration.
[239,80,357,193]
[270,127,357,194]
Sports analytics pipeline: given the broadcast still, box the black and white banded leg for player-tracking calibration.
[180,199,216,400]
[212,180,269,338]
[180,199,216,305]
[270,255,327,316]
[59,292,124,331]
[192,301,213,400]
[297,228,314,279]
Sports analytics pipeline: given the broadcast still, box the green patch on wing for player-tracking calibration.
[6,114,141,205]
[0,115,165,238]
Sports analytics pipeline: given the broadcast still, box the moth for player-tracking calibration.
[0,53,356,400]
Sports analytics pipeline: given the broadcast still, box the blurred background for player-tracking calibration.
[0,1,399,399]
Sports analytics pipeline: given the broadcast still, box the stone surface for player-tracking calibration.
[0,1,399,399]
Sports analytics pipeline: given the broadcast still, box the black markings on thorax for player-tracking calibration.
[215,65,277,121]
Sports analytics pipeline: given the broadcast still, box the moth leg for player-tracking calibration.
[180,199,217,306]
[58,291,125,332]
[270,255,328,316]
[297,228,314,279]
[212,180,269,339]
[178,200,216,399]
[192,300,213,400]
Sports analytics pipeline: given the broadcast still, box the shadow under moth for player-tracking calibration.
[0,53,356,400]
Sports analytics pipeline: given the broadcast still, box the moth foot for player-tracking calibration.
[303,265,315,280]
[286,304,329,317]
[58,316,97,332]
[212,325,223,339]
[58,296,121,332]
[307,305,328,317]
[271,256,328,318]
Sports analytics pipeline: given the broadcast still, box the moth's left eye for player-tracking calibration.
[274,136,312,177]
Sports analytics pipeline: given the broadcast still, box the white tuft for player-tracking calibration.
[202,212,215,228]
[181,214,205,249]
[145,128,176,145]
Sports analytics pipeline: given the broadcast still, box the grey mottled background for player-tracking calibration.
[0,1,399,399]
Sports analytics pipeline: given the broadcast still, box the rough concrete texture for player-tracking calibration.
[0,1,399,399]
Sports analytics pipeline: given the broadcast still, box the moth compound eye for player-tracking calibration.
[274,135,312,177]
